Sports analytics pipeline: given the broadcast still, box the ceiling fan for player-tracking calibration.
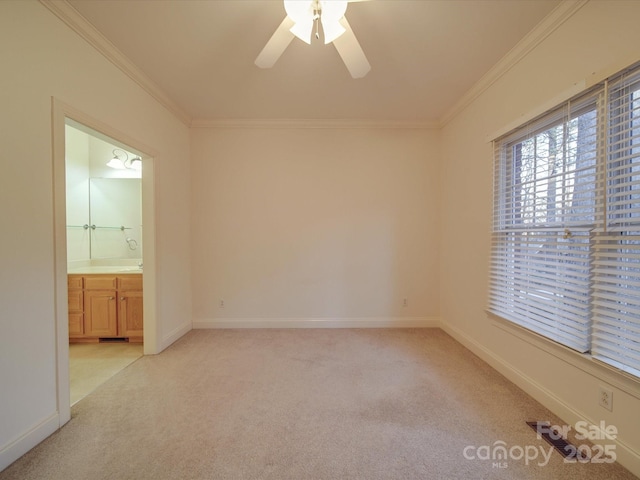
[255,0,371,79]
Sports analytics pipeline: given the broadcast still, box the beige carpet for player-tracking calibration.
[1,329,636,479]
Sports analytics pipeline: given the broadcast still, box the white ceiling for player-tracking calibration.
[67,0,562,124]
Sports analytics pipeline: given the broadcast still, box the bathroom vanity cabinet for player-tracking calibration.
[68,274,143,343]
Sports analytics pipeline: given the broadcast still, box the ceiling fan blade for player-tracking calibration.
[255,16,296,69]
[332,17,371,79]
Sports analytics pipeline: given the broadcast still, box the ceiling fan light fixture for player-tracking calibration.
[257,0,371,79]
[290,19,314,44]
[321,0,348,17]
[321,19,345,44]
[321,0,347,43]
[284,0,313,24]
[285,0,347,44]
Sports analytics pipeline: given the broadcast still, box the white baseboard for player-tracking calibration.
[160,321,192,351]
[0,413,59,472]
[439,320,640,478]
[193,316,441,329]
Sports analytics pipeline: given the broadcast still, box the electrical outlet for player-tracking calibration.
[599,386,613,412]
[219,299,225,309]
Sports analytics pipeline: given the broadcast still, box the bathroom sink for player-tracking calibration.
[117,267,142,273]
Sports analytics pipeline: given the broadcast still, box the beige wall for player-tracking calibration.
[3,0,640,476]
[440,0,640,474]
[0,1,191,469]
[191,126,440,326]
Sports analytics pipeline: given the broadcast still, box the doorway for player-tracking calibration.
[52,99,158,425]
[65,120,145,404]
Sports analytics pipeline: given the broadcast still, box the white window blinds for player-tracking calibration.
[490,90,601,353]
[592,69,640,377]
[491,61,640,378]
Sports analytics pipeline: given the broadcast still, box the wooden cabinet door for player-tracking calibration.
[68,283,84,337]
[68,289,83,313]
[118,290,143,338]
[84,290,118,336]
[68,313,84,337]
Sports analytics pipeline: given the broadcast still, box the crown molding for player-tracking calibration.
[39,0,192,127]
[439,0,589,127]
[191,118,440,130]
[40,0,586,132]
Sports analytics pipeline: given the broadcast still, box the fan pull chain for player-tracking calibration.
[314,4,320,40]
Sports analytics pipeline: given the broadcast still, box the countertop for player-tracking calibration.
[67,266,143,275]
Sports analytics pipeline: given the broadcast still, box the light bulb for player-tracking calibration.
[130,158,142,171]
[107,157,126,169]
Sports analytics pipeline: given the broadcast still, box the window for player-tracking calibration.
[592,72,640,377]
[490,63,640,378]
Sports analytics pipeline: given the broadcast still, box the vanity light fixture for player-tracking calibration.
[129,157,142,171]
[107,148,142,171]
[107,149,127,169]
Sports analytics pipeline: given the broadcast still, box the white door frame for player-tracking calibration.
[51,98,159,426]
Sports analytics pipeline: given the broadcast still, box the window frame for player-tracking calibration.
[490,91,600,354]
[489,62,640,379]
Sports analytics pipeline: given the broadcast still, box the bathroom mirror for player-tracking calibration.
[66,178,142,261]
[88,178,142,259]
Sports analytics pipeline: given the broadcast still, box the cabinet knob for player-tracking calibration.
[109,296,115,300]
[121,297,126,301]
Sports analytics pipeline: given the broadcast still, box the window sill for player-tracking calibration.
[485,309,640,401]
